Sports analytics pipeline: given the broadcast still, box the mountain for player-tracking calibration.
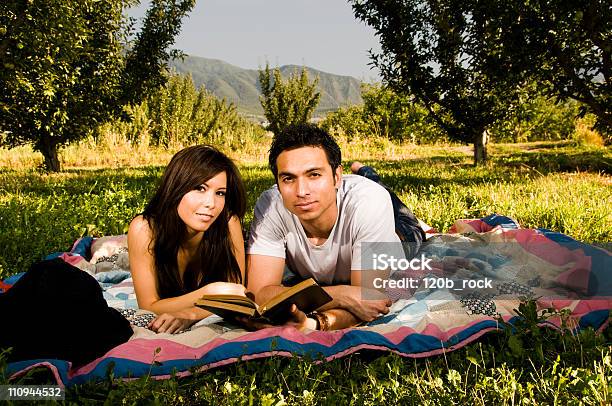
[168,55,363,117]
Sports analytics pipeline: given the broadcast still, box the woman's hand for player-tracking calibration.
[148,312,195,334]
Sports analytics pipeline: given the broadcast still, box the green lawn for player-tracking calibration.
[0,141,610,404]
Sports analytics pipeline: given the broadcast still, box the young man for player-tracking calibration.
[245,124,424,331]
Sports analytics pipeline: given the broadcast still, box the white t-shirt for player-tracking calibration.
[247,174,401,285]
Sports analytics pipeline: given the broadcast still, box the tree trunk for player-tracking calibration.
[38,138,61,172]
[473,129,489,166]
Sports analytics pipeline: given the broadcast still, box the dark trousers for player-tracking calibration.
[0,259,133,366]
[356,166,425,258]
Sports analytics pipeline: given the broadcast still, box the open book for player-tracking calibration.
[195,278,332,324]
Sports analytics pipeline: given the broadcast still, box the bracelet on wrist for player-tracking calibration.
[311,311,330,331]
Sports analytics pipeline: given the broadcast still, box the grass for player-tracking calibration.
[0,139,611,404]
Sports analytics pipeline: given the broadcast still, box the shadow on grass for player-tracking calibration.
[493,149,611,175]
[349,146,610,189]
[522,140,575,150]
[0,166,163,196]
[345,158,516,190]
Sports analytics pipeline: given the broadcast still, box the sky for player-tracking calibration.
[128,0,382,80]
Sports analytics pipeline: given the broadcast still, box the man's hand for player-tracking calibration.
[148,312,195,334]
[324,285,392,322]
[340,296,392,322]
[237,304,318,331]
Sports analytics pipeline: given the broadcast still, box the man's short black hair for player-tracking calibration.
[268,124,342,179]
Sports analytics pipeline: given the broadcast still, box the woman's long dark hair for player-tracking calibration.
[142,145,246,299]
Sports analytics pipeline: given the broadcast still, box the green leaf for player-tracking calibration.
[508,335,524,357]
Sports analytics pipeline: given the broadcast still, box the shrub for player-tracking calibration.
[573,115,606,147]
[490,95,580,142]
[321,83,447,144]
[94,73,265,151]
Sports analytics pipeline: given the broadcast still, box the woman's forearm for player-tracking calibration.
[165,306,211,320]
[144,286,210,316]
[143,282,245,318]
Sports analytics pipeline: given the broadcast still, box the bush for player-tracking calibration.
[146,74,261,149]
[490,95,580,142]
[323,82,596,146]
[572,115,606,147]
[321,83,447,144]
[93,73,265,151]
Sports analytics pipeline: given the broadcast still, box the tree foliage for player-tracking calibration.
[323,82,583,144]
[0,0,194,171]
[486,0,610,140]
[258,63,321,135]
[322,83,446,143]
[121,0,196,106]
[351,0,611,158]
[0,0,126,171]
[490,82,580,143]
[144,73,256,148]
[351,0,523,164]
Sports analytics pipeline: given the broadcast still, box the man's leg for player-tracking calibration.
[351,162,425,258]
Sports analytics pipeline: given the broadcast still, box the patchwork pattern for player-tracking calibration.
[116,309,156,328]
[460,293,497,316]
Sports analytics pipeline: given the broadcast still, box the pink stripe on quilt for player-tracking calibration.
[72,316,516,377]
[56,253,86,267]
[514,229,588,266]
[448,219,493,234]
[10,362,66,388]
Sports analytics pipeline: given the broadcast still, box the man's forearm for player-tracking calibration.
[319,285,363,310]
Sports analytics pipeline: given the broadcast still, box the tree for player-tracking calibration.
[360,83,445,143]
[0,0,125,171]
[486,0,611,140]
[121,0,196,106]
[0,0,194,171]
[351,0,524,165]
[258,64,321,135]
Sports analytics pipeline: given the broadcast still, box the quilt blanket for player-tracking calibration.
[3,214,611,387]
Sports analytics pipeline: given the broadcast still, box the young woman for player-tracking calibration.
[128,145,248,334]
[0,145,247,367]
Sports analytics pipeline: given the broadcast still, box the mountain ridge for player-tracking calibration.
[169,55,363,117]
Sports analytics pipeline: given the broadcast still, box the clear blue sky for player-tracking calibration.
[128,0,382,80]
